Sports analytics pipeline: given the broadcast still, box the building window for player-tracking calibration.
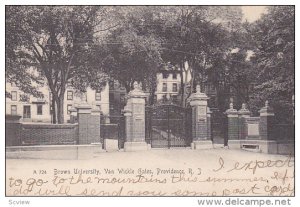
[162,73,168,79]
[172,83,178,92]
[95,91,101,101]
[11,91,17,101]
[67,91,73,100]
[11,105,17,115]
[37,104,43,115]
[154,95,157,103]
[172,73,177,79]
[162,83,167,92]
[162,95,167,101]
[23,106,31,118]
[67,104,72,115]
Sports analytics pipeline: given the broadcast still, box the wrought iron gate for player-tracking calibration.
[211,108,228,146]
[146,104,192,148]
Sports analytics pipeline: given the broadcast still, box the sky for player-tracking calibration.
[241,6,267,22]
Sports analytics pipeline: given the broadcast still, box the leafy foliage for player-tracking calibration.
[6,6,294,124]
[6,6,116,123]
[249,6,294,123]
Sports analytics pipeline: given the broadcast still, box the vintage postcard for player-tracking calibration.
[3,3,296,207]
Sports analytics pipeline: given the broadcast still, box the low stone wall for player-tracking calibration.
[6,144,102,160]
[276,140,294,155]
[6,123,78,146]
[226,102,294,155]
[230,139,294,155]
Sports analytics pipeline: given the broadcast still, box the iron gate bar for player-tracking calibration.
[145,103,192,148]
[167,106,170,149]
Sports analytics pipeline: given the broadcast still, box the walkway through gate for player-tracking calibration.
[211,108,228,146]
[145,104,192,148]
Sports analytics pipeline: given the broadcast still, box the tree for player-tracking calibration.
[102,6,164,98]
[249,6,295,123]
[102,6,245,107]
[6,6,44,98]
[140,6,243,106]
[6,6,117,123]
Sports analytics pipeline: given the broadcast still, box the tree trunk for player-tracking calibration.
[57,95,65,124]
[179,62,184,107]
[51,97,57,124]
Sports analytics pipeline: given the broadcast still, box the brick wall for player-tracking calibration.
[88,115,101,144]
[238,117,247,140]
[259,116,275,140]
[78,113,101,144]
[228,117,239,140]
[6,123,78,146]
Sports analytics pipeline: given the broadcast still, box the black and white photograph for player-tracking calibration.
[3,2,297,206]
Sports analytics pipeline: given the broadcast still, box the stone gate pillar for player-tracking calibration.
[238,103,250,140]
[259,100,276,153]
[259,100,275,140]
[77,103,92,144]
[90,107,101,144]
[190,85,212,149]
[207,107,212,141]
[123,82,148,151]
[226,103,239,149]
[77,103,101,145]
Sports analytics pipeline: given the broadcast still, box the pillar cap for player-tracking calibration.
[259,100,274,116]
[77,103,92,114]
[226,103,238,115]
[122,108,132,113]
[238,103,250,115]
[69,107,77,113]
[76,103,92,109]
[189,85,209,101]
[128,81,147,98]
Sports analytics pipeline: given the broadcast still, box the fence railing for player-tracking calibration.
[272,124,295,143]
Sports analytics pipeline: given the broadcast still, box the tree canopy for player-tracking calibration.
[6,6,295,123]
[6,6,118,123]
[249,6,294,123]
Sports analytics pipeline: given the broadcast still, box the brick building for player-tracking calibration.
[5,82,110,123]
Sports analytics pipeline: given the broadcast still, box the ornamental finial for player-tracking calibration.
[196,85,201,93]
[133,81,139,90]
[265,100,269,107]
[242,103,246,109]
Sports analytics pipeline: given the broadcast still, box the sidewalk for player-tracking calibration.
[6,149,294,196]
